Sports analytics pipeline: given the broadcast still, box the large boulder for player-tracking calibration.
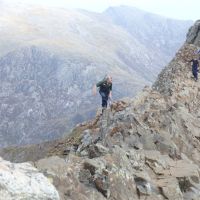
[0,157,60,200]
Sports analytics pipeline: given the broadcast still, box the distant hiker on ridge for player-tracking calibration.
[189,56,199,81]
[93,75,112,113]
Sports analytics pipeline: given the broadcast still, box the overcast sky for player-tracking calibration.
[9,0,200,20]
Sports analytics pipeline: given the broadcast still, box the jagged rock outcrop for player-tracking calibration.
[0,157,60,200]
[186,20,200,46]
[1,21,200,200]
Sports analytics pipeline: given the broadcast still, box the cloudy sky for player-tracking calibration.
[7,0,200,20]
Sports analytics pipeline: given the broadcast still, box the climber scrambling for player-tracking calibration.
[93,75,112,113]
[189,57,199,81]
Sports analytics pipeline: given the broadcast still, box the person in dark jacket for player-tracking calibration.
[93,75,112,112]
[190,58,199,81]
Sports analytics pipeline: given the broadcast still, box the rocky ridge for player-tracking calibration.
[0,2,192,147]
[0,20,200,200]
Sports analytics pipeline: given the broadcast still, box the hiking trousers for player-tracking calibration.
[193,70,198,80]
[99,91,109,108]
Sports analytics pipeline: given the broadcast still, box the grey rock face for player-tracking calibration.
[0,157,60,200]
[186,20,200,46]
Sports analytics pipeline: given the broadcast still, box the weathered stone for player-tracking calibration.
[186,20,200,46]
[158,177,183,200]
[134,177,152,195]
[36,154,107,200]
[0,157,60,200]
[79,169,92,185]
[80,149,89,157]
[144,150,174,175]
[88,143,109,159]
[94,172,110,198]
[77,130,93,153]
[35,156,68,176]
[183,185,200,200]
[126,149,145,170]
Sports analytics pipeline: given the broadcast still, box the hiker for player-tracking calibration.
[93,75,112,113]
[189,57,199,81]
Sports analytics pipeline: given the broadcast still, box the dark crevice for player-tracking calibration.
[158,187,169,199]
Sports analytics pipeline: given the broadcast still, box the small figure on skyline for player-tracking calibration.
[189,57,199,81]
[93,75,112,113]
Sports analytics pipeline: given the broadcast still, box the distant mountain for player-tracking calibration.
[0,2,193,147]
[1,20,200,200]
[104,6,192,57]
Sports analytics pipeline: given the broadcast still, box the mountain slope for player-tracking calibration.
[1,21,200,199]
[0,2,193,147]
[104,6,192,57]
